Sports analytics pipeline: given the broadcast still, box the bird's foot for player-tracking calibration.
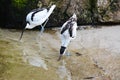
[65,52,71,56]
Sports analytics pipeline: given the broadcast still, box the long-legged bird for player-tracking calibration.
[58,13,78,61]
[19,5,56,40]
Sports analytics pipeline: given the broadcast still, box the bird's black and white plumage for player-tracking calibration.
[58,13,78,61]
[19,5,56,40]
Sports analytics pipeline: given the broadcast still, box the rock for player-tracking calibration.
[75,52,82,56]
[39,0,120,26]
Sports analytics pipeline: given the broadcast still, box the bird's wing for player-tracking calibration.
[31,9,47,21]
[30,8,45,12]
[69,23,73,37]
[70,22,77,38]
[26,12,33,22]
[61,21,69,34]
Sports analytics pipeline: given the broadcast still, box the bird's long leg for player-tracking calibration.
[40,18,49,34]
[43,18,49,28]
[58,54,62,61]
[40,25,45,34]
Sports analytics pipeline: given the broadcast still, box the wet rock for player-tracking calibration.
[84,77,94,79]
[75,52,82,56]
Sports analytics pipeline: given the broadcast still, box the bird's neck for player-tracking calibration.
[44,6,55,19]
[25,23,35,29]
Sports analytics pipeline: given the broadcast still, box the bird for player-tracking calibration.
[58,13,78,61]
[19,4,56,40]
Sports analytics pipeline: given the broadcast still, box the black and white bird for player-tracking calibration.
[58,13,78,61]
[19,4,56,40]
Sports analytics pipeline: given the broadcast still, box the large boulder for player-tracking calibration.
[40,0,120,26]
[97,0,120,22]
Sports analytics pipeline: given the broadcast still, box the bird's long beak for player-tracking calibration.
[19,28,25,40]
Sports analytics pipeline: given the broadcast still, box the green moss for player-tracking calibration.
[80,0,98,24]
[12,0,27,9]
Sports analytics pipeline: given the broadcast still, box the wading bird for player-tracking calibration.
[58,13,78,61]
[19,5,56,40]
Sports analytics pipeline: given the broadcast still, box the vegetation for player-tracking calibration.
[0,0,39,28]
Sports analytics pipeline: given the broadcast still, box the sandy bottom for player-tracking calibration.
[0,25,120,80]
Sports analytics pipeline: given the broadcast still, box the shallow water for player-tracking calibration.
[0,26,120,80]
